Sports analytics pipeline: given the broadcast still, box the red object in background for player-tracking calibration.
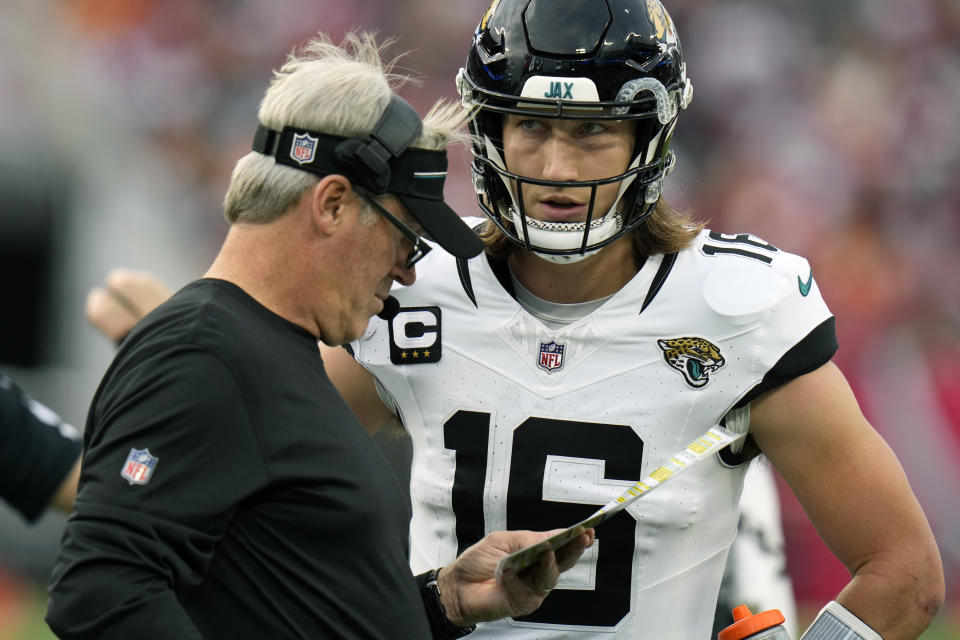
[930,350,960,446]
[64,0,153,36]
[0,569,27,636]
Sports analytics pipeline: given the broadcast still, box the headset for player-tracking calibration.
[251,95,426,193]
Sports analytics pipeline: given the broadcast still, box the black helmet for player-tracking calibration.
[458,0,693,262]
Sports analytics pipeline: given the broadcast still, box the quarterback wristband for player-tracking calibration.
[415,568,476,639]
[800,601,883,640]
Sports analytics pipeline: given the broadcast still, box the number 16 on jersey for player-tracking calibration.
[495,425,746,578]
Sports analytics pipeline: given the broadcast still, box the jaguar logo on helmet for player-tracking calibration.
[479,0,500,31]
[646,0,678,44]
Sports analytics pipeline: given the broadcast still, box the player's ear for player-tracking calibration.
[311,174,352,236]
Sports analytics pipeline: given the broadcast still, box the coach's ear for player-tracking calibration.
[311,174,354,236]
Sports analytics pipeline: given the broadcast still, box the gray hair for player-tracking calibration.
[224,31,468,224]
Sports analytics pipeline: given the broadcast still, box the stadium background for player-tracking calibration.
[1,0,957,637]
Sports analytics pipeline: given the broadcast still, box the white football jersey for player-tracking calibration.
[351,223,835,639]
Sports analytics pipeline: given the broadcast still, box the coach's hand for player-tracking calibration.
[437,527,594,626]
[86,268,173,343]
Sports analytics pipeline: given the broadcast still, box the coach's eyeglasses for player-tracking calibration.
[357,191,432,268]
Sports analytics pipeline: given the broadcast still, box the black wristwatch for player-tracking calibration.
[416,568,477,639]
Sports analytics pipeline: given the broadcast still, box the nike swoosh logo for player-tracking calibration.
[798,269,813,297]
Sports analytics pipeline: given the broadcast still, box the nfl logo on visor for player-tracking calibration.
[290,132,318,165]
[121,448,159,486]
[538,341,565,372]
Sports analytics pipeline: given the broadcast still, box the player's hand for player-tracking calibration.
[437,527,595,626]
[85,269,174,343]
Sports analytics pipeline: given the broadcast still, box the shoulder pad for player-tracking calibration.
[696,231,811,319]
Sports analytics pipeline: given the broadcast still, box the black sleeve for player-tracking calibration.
[0,374,82,522]
[721,317,839,465]
[736,317,839,408]
[46,349,268,640]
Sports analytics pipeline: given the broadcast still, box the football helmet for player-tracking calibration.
[458,0,693,262]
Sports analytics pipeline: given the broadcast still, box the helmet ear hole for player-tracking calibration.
[631,118,663,166]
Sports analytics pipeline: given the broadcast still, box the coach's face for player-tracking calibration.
[323,192,417,346]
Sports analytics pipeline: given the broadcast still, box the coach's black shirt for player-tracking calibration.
[48,279,429,639]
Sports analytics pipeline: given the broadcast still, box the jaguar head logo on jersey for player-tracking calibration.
[538,340,565,372]
[121,448,158,486]
[657,337,725,388]
[389,306,442,364]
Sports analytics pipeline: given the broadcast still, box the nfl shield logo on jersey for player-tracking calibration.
[538,340,565,372]
[290,132,318,165]
[121,448,159,486]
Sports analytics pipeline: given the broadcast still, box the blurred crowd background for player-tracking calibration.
[1,0,957,636]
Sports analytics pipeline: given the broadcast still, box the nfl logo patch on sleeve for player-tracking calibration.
[388,306,441,365]
[121,448,159,486]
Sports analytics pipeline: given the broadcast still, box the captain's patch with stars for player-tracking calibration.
[389,306,441,365]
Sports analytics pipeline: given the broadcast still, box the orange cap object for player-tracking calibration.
[717,605,786,640]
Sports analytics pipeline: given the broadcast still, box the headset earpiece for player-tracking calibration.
[334,138,391,192]
[333,95,423,194]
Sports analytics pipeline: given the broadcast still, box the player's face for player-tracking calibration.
[501,115,636,225]
[325,194,417,345]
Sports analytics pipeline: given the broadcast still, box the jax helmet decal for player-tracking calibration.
[458,0,692,263]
